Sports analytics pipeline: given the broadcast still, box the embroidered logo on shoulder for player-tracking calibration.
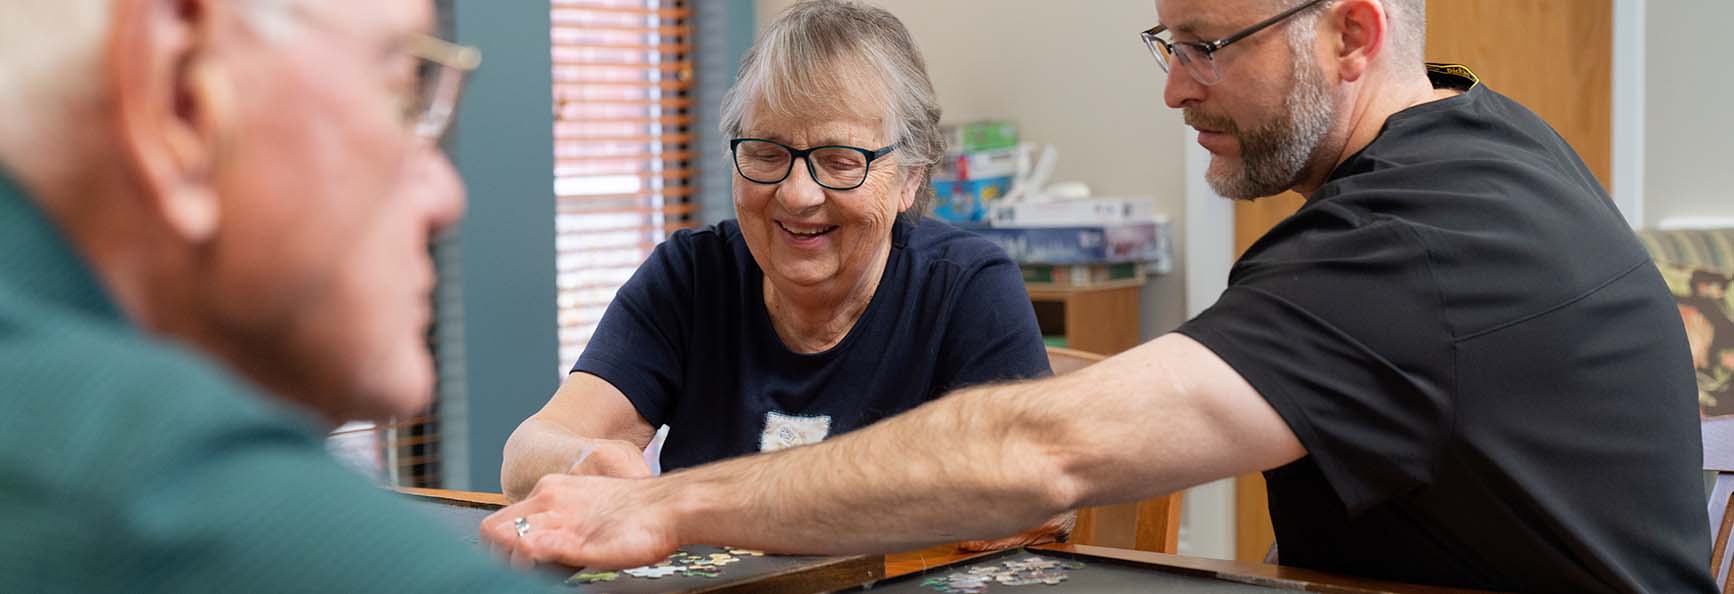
[759,411,832,452]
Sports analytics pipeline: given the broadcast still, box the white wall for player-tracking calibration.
[755,0,1192,337]
[1643,0,1734,228]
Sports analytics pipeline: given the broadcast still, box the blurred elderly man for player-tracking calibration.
[485,0,1713,592]
[0,0,545,591]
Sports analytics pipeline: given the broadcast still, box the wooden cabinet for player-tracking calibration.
[1026,280,1144,356]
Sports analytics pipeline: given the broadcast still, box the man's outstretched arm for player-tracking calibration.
[481,333,1304,569]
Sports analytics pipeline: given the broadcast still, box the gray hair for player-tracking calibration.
[0,1,113,155]
[719,0,946,217]
[1382,0,1427,68]
[0,0,305,165]
[1286,0,1426,73]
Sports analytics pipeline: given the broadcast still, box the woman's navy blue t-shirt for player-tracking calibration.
[574,217,1051,471]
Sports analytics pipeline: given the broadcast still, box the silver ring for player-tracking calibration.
[514,516,531,538]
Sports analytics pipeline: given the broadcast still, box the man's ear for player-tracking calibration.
[108,0,235,243]
[1326,0,1390,83]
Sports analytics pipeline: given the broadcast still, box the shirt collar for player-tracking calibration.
[1425,63,1480,91]
[0,171,126,324]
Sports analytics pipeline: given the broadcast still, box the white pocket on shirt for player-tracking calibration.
[759,411,832,452]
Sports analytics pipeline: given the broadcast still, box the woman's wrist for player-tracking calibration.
[566,440,600,473]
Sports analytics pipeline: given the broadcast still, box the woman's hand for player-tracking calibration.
[568,438,654,479]
[500,375,656,501]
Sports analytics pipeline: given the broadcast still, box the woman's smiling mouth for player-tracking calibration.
[777,220,840,239]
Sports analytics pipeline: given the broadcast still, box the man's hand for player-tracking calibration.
[955,510,1076,552]
[481,474,681,570]
[569,439,653,479]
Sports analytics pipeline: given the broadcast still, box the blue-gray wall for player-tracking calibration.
[439,0,559,492]
[695,0,760,224]
[433,1,755,492]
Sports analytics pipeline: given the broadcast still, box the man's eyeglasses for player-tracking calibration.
[404,34,481,141]
[1140,0,1329,86]
[729,138,897,191]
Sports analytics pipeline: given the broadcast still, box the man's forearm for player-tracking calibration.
[655,378,1083,555]
[639,334,1302,555]
[483,336,1302,566]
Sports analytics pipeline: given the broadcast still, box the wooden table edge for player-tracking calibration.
[396,488,884,594]
[399,487,510,508]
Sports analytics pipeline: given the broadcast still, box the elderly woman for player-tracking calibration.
[501,1,1049,522]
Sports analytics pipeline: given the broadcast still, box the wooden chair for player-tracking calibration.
[1047,347,1185,554]
[1705,417,1734,590]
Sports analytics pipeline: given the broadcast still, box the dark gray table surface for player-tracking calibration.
[406,494,876,593]
[849,547,1291,594]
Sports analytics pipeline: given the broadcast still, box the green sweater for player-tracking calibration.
[0,173,550,592]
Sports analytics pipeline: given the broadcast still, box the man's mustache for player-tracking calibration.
[1184,109,1237,134]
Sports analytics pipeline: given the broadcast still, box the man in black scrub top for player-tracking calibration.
[485,1,1714,591]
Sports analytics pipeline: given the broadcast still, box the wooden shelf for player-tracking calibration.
[1024,278,1149,301]
[1025,281,1144,356]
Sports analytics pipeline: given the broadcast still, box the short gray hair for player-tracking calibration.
[719,0,946,217]
[0,0,112,156]
[1287,0,1426,72]
[1382,0,1427,67]
[0,0,305,164]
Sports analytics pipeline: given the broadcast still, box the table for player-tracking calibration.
[401,489,1491,593]
[400,488,882,594]
[877,544,1497,593]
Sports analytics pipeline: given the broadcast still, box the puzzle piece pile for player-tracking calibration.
[919,556,1086,593]
[565,548,767,585]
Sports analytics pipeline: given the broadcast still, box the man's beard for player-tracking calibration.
[1187,52,1336,200]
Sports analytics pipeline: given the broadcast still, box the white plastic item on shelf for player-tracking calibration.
[986,196,1162,227]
